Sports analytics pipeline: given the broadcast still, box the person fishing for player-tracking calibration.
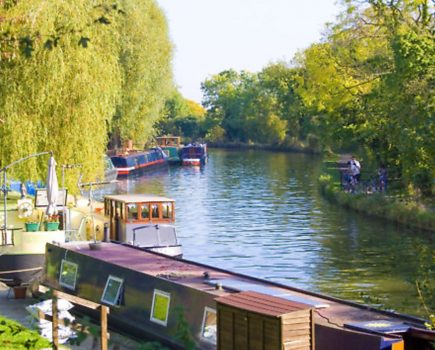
[350,155,361,182]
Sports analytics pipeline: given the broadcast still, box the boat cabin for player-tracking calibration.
[156,136,181,147]
[104,194,176,246]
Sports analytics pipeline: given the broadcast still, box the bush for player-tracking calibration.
[0,316,50,349]
[318,174,435,232]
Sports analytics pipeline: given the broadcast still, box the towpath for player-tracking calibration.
[0,283,144,350]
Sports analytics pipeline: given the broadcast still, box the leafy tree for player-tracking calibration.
[0,1,122,189]
[113,0,173,147]
[0,0,173,191]
[158,90,206,140]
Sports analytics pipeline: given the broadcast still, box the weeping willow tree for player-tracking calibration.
[0,0,173,192]
[113,0,173,147]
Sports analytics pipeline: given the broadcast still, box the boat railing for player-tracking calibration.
[76,215,94,242]
[0,227,20,246]
[65,228,81,242]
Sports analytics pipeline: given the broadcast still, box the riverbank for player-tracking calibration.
[318,157,435,233]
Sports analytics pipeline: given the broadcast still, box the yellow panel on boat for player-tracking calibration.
[391,340,404,350]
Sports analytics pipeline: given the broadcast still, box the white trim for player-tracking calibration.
[59,260,78,290]
[101,275,123,306]
[150,289,171,326]
[116,166,135,171]
[200,307,217,344]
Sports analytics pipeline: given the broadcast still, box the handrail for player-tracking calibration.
[1,151,53,230]
[0,227,21,246]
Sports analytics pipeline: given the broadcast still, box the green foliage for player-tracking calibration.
[0,316,51,349]
[0,0,173,192]
[318,173,435,231]
[174,305,196,350]
[138,341,170,350]
[113,0,173,146]
[201,67,291,144]
[200,0,433,195]
[158,90,206,140]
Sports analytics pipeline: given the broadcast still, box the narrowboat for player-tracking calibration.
[0,191,182,287]
[103,155,118,182]
[156,136,182,165]
[110,148,168,177]
[180,143,208,166]
[43,242,434,350]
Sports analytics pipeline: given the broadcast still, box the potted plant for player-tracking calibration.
[44,214,60,231]
[24,212,41,232]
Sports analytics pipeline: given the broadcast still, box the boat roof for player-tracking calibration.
[56,242,427,331]
[215,291,311,317]
[104,194,174,203]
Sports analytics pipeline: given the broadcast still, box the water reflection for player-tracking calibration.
[94,149,433,317]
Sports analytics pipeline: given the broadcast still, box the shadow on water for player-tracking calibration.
[95,148,434,317]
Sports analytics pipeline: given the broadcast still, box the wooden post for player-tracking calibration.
[100,305,109,350]
[52,293,59,350]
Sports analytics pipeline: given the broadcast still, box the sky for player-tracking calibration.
[156,0,341,103]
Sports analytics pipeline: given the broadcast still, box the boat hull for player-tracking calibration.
[180,144,208,166]
[43,242,433,350]
[0,253,44,285]
[115,159,168,177]
[110,149,168,177]
[181,158,204,166]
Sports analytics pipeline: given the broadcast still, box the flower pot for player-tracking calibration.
[45,222,60,231]
[25,222,40,232]
[13,286,27,299]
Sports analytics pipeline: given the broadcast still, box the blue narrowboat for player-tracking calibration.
[110,148,167,177]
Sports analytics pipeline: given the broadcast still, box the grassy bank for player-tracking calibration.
[318,173,435,233]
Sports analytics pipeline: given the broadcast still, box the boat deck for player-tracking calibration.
[58,242,426,332]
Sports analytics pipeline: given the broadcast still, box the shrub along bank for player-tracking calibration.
[0,316,50,349]
[318,174,435,233]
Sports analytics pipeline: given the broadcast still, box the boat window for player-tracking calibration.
[161,202,172,219]
[141,204,150,220]
[201,307,217,344]
[59,260,78,290]
[101,275,123,306]
[150,290,171,326]
[127,203,138,220]
[115,201,122,219]
[151,204,159,219]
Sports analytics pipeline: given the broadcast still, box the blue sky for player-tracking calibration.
[156,0,341,103]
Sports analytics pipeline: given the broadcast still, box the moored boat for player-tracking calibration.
[0,153,181,288]
[156,136,182,165]
[180,143,208,166]
[43,242,434,350]
[103,194,182,257]
[103,155,117,182]
[110,148,167,177]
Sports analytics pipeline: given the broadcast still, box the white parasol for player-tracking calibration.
[46,155,59,216]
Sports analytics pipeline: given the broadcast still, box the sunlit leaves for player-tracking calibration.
[0,0,173,191]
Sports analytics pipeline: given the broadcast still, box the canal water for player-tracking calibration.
[100,148,434,318]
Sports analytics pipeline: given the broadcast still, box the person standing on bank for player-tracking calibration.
[351,155,361,182]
